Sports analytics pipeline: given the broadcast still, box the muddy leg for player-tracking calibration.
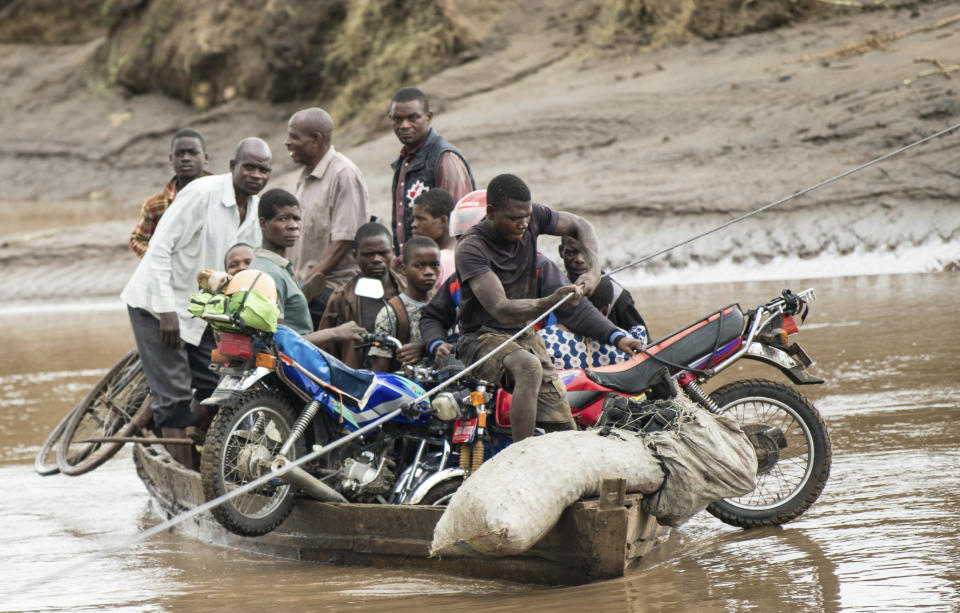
[190,400,215,439]
[161,427,194,469]
[503,350,543,442]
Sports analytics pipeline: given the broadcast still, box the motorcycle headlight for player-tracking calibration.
[431,392,459,421]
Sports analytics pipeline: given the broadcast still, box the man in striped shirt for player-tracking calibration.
[129,128,210,257]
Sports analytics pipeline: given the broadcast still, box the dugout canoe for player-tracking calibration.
[132,443,668,585]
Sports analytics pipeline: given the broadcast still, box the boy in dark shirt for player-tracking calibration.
[370,236,440,372]
[318,223,406,368]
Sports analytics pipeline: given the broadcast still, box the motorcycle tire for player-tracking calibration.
[418,478,463,506]
[200,389,305,537]
[706,379,831,528]
[57,349,150,476]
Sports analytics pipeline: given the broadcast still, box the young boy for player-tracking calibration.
[224,243,255,275]
[369,236,440,372]
[319,222,407,368]
[410,189,456,292]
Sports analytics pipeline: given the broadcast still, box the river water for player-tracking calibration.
[1,273,958,612]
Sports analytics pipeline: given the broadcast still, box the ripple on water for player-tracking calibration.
[816,386,956,417]
[3,274,959,612]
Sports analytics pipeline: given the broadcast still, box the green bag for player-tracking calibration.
[188,288,278,333]
[229,288,279,332]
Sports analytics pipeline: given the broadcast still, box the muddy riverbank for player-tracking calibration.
[2,1,959,303]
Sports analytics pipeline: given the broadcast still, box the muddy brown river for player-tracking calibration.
[1,273,958,612]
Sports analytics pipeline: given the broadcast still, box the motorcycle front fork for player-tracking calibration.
[459,384,488,477]
[458,440,485,475]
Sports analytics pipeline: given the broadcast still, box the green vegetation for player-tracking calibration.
[325,0,479,124]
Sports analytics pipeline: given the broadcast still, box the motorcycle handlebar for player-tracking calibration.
[358,333,403,351]
[767,288,816,314]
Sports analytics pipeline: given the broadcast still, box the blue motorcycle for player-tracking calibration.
[198,323,463,537]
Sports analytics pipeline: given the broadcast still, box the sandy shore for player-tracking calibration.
[1,1,957,302]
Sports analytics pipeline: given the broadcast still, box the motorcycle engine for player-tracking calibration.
[340,451,395,497]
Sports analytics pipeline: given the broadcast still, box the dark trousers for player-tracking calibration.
[127,306,218,428]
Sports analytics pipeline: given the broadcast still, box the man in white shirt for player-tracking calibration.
[121,137,272,468]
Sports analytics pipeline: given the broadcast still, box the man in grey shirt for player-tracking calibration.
[284,107,370,328]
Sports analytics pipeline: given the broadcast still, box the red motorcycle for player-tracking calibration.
[446,288,829,528]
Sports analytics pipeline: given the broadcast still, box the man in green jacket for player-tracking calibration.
[250,188,365,346]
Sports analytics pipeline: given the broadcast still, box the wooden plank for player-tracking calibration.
[599,478,627,509]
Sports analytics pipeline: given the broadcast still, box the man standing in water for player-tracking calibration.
[129,128,210,258]
[121,138,272,468]
[284,107,370,328]
[388,87,475,255]
[455,174,644,441]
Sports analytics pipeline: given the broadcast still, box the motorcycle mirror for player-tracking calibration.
[355,277,385,300]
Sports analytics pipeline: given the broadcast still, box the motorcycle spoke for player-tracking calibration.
[719,393,817,510]
[218,408,291,519]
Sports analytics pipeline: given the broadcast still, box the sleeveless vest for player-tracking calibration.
[390,128,475,253]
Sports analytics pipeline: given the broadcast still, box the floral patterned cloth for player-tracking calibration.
[538,325,648,370]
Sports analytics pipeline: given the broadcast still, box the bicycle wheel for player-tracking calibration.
[56,349,150,476]
[35,403,83,476]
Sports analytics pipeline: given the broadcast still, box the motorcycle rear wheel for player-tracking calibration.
[419,478,463,506]
[56,349,150,476]
[200,389,304,537]
[706,379,831,528]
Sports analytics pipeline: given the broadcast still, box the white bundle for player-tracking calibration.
[641,404,758,527]
[430,429,665,556]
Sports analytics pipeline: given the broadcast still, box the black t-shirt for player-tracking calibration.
[455,203,558,333]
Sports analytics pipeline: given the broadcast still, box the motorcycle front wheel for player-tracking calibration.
[200,389,304,537]
[706,379,831,528]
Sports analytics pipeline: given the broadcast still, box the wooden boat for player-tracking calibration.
[133,443,669,585]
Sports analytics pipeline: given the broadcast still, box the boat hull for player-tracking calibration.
[133,443,667,585]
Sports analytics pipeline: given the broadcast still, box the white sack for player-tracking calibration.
[430,429,665,557]
[640,403,758,527]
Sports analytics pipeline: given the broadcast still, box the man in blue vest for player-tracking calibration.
[389,87,475,255]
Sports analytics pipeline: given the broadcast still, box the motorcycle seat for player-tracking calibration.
[274,325,375,403]
[586,305,744,394]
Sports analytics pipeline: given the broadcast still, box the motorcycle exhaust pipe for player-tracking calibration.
[270,456,347,503]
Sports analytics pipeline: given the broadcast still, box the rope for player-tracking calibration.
[8,119,960,601]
